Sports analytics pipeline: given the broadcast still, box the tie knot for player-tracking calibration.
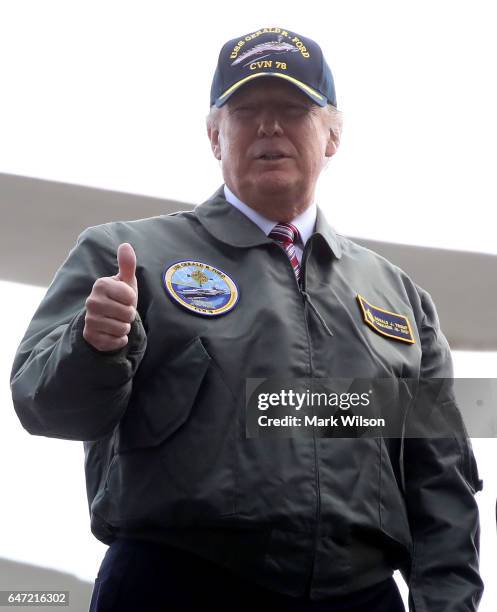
[268,222,300,246]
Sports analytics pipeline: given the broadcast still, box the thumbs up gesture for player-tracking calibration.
[83,243,138,352]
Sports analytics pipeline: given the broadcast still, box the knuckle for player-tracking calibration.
[83,318,129,351]
[122,286,136,304]
[93,277,105,291]
[94,277,112,295]
[96,337,110,352]
[83,328,98,349]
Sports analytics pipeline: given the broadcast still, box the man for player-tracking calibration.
[10,27,483,612]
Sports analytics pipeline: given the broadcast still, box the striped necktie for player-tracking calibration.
[268,222,302,284]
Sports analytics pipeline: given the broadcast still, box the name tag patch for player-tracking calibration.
[356,294,415,344]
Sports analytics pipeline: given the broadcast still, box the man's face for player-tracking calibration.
[207,78,339,219]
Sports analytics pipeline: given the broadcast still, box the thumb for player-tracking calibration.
[117,243,137,289]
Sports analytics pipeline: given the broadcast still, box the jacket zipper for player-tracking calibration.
[300,238,321,599]
[273,236,327,598]
[273,239,334,337]
[301,290,334,337]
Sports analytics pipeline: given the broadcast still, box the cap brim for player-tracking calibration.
[215,72,327,108]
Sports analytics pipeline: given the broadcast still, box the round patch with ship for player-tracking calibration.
[163,260,239,316]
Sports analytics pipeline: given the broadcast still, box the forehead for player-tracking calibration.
[227,77,313,105]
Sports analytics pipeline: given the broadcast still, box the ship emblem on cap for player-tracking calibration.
[231,39,299,66]
[163,260,239,316]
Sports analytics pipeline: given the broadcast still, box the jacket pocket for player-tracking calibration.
[95,335,238,526]
[117,335,211,451]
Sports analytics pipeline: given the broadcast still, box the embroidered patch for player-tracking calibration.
[356,294,415,344]
[163,260,239,316]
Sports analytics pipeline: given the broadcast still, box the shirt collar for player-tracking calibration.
[194,184,342,259]
[223,183,316,247]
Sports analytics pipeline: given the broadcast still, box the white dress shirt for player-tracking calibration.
[223,184,316,264]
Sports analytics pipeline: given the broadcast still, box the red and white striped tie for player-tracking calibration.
[269,222,302,284]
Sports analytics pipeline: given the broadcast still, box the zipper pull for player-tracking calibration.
[301,290,334,337]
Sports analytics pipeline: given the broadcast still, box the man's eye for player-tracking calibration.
[234,106,256,114]
[285,105,308,116]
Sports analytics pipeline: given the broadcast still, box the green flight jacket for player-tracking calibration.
[10,186,483,610]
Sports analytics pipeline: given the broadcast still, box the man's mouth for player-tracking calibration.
[258,153,287,160]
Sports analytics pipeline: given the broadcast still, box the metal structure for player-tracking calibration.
[1,172,496,350]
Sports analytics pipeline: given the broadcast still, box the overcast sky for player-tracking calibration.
[1,1,496,252]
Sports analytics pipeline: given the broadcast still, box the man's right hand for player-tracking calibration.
[83,243,138,352]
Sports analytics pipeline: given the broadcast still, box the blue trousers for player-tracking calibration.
[89,538,406,612]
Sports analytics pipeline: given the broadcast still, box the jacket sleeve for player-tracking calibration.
[402,285,483,612]
[10,224,148,441]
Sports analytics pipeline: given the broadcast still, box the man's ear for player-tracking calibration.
[207,124,222,160]
[207,109,222,160]
[325,127,340,158]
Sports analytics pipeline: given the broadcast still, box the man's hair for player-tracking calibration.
[206,103,343,145]
[205,105,221,131]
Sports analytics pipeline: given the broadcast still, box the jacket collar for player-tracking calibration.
[315,206,343,260]
[194,185,342,259]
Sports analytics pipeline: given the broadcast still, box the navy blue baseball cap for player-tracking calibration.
[210,27,337,109]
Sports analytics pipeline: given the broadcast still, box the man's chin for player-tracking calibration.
[252,173,297,194]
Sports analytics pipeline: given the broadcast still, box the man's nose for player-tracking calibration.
[257,111,284,137]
